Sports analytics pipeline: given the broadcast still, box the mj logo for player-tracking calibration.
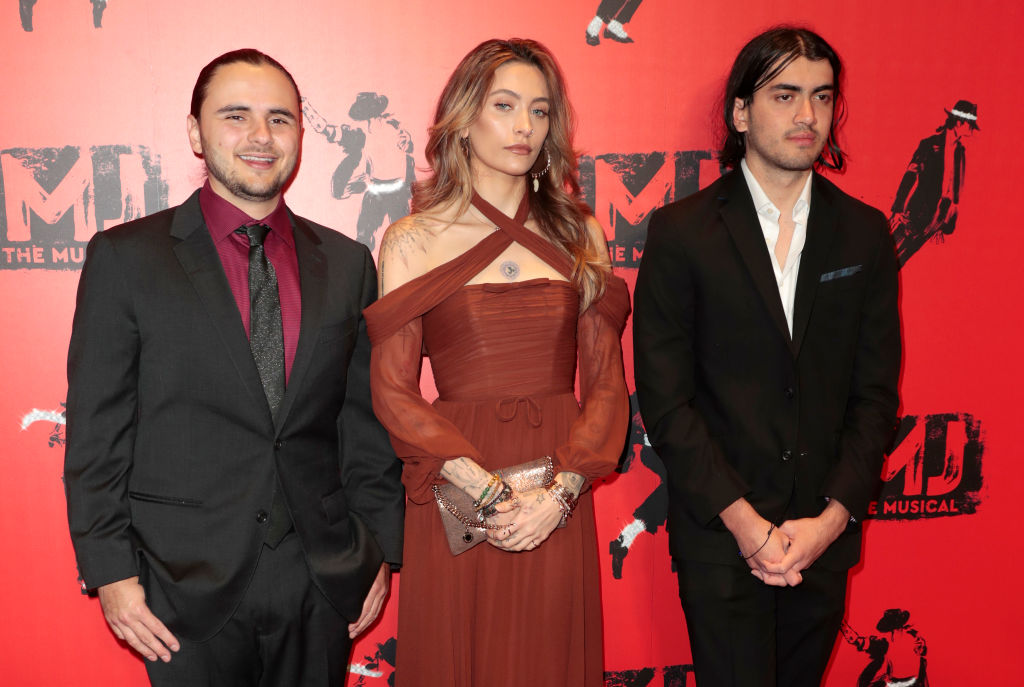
[579,150,719,267]
[0,145,167,270]
[868,413,984,519]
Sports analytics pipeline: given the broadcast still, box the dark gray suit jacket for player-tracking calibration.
[65,190,404,640]
[634,170,900,570]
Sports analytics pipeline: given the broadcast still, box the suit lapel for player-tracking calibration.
[170,191,270,417]
[791,175,839,358]
[718,172,793,349]
[273,213,326,433]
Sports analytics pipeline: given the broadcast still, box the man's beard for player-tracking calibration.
[205,153,292,202]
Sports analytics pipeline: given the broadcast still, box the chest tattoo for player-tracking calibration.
[500,260,520,281]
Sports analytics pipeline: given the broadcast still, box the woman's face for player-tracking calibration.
[465,61,551,181]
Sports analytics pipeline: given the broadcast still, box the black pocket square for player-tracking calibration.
[820,265,863,282]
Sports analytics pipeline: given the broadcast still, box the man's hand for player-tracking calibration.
[720,498,802,587]
[348,562,391,639]
[764,500,850,579]
[97,577,179,662]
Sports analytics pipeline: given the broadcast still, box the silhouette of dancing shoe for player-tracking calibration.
[610,536,628,579]
[586,31,600,46]
[603,28,634,44]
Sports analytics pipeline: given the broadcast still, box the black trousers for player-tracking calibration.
[146,533,351,687]
[596,0,643,23]
[676,559,848,687]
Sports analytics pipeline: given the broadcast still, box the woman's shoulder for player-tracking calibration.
[582,215,612,268]
[377,214,436,293]
[378,208,477,294]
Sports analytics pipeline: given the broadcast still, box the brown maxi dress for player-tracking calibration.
[364,193,631,686]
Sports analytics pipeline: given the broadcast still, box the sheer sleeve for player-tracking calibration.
[370,318,483,504]
[551,275,631,483]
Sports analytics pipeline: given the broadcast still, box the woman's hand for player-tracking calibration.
[486,488,562,552]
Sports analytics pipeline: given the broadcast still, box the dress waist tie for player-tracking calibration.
[496,396,543,428]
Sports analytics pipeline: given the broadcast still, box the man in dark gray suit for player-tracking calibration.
[65,49,404,686]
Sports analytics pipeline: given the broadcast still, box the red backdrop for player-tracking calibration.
[1,1,1017,684]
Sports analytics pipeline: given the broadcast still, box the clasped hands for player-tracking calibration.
[724,498,850,587]
[484,487,563,552]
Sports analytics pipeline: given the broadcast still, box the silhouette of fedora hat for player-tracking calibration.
[946,99,980,130]
[876,608,911,632]
[349,92,389,121]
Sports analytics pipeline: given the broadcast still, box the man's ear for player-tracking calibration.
[733,97,749,133]
[187,114,203,156]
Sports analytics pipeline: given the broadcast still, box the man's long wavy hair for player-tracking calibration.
[719,27,845,171]
[413,38,607,310]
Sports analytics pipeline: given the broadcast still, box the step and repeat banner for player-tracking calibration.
[1,1,1017,684]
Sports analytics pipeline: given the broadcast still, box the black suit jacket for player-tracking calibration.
[634,170,900,570]
[65,190,404,640]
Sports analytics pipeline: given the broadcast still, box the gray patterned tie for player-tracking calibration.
[237,223,291,547]
[238,224,285,413]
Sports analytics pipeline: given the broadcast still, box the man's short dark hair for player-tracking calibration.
[719,27,845,171]
[190,49,300,120]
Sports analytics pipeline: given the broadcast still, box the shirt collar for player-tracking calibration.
[199,180,295,247]
[739,159,813,224]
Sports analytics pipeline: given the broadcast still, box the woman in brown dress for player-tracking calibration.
[364,38,630,686]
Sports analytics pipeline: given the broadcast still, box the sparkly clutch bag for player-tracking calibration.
[433,456,558,556]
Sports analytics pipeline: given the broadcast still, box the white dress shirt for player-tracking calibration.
[740,159,813,335]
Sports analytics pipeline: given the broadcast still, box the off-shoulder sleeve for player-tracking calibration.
[370,318,483,504]
[551,275,631,482]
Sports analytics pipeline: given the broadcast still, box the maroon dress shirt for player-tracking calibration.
[199,182,302,382]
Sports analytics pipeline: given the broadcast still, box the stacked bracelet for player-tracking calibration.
[546,482,578,525]
[479,483,513,519]
[472,474,502,511]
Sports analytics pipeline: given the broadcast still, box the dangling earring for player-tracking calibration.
[531,147,551,192]
[460,135,470,155]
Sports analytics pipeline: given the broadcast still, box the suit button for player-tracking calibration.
[256,510,269,523]
[274,440,283,450]
[782,449,793,462]
[784,387,795,399]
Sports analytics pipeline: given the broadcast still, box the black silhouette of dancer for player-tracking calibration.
[842,609,929,687]
[350,637,397,687]
[303,93,414,252]
[585,0,643,45]
[608,393,669,579]
[890,100,978,268]
[19,0,107,31]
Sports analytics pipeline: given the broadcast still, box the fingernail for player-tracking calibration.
[171,644,180,652]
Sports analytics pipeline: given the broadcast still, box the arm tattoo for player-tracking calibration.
[559,471,585,496]
[440,457,490,495]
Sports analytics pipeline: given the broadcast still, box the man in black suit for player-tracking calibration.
[634,28,900,687]
[65,49,404,686]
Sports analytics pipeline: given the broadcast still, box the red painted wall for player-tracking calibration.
[1,1,1016,683]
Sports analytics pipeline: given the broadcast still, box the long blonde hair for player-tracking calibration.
[413,38,608,309]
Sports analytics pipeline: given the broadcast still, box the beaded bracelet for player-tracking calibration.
[479,483,513,519]
[472,473,502,511]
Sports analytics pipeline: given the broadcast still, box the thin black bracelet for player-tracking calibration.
[742,523,776,560]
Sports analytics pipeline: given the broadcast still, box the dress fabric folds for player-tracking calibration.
[365,194,630,686]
